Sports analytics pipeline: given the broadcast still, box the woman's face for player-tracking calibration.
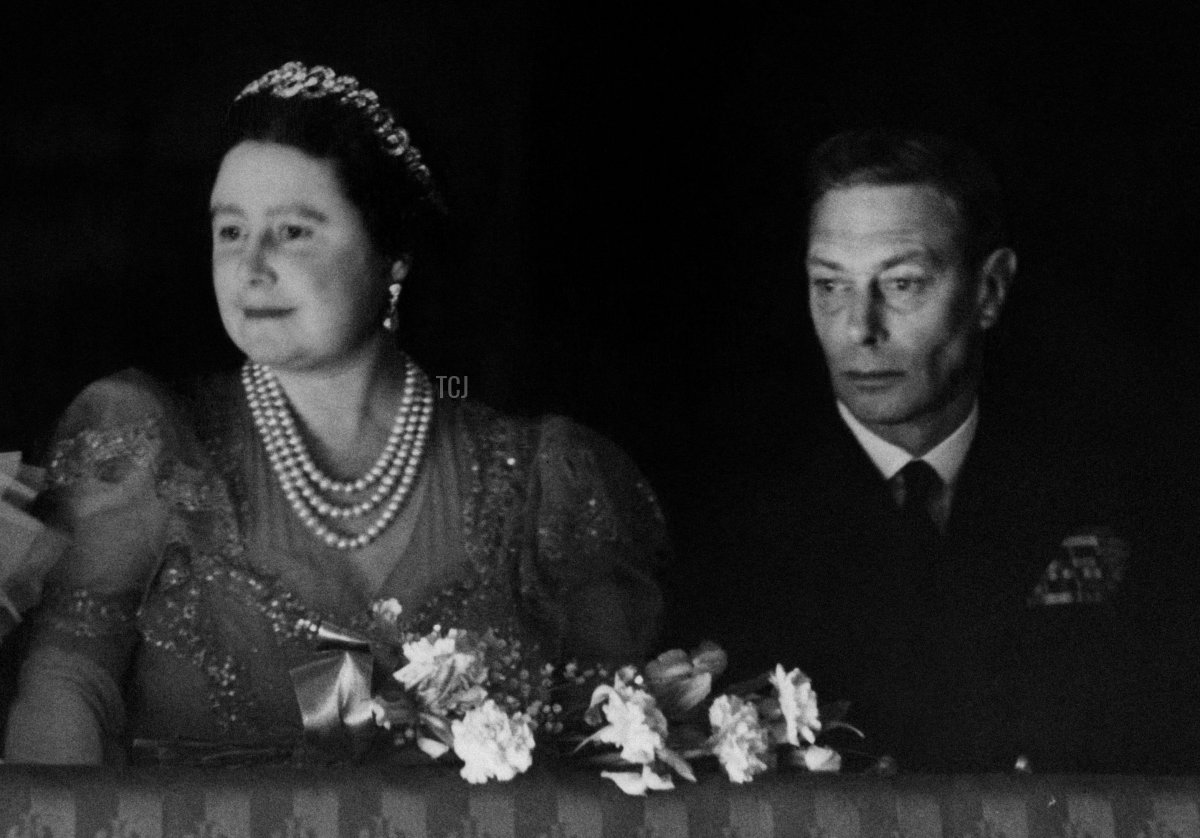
[210,140,400,373]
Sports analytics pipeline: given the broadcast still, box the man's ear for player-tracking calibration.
[976,247,1016,330]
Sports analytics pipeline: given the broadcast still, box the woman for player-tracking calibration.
[5,62,667,764]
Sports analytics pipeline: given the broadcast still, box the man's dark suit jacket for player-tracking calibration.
[664,390,1166,774]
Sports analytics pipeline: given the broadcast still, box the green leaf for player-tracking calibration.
[822,720,865,739]
[658,747,697,783]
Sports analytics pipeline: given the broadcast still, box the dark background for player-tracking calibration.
[2,0,1198,531]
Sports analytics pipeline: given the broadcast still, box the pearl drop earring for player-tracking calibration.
[383,282,402,332]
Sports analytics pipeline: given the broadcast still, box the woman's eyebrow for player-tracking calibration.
[209,202,244,218]
[266,204,329,223]
[208,203,330,223]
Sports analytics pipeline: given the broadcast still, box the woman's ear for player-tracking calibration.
[976,247,1017,330]
[389,256,411,284]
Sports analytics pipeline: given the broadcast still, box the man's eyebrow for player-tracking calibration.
[879,250,935,269]
[806,249,945,273]
[805,256,843,270]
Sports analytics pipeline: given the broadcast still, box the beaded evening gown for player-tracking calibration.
[4,368,667,764]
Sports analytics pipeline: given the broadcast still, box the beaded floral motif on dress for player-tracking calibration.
[156,457,229,513]
[46,417,160,487]
[36,587,140,640]
[534,443,624,580]
[348,400,541,640]
[37,416,169,640]
[634,478,667,525]
[140,538,313,737]
[150,380,345,735]
[138,436,288,736]
[139,385,544,738]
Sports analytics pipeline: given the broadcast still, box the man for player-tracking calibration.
[667,130,1160,772]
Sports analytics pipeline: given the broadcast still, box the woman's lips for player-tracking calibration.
[242,307,294,319]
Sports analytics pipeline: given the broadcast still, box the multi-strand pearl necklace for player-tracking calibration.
[242,358,434,550]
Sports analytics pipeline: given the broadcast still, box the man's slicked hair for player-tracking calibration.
[806,129,1010,268]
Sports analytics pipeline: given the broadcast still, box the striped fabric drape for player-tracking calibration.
[1,765,1195,838]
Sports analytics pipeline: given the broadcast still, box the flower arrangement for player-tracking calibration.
[135,597,859,788]
[571,650,851,793]
[333,599,859,792]
[339,599,561,783]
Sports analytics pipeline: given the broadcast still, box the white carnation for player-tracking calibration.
[708,695,769,784]
[768,665,821,746]
[394,628,489,715]
[588,675,668,765]
[451,700,535,784]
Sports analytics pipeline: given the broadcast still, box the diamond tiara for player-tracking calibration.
[236,61,435,190]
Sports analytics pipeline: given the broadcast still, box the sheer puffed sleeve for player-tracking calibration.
[526,417,668,666]
[5,370,176,764]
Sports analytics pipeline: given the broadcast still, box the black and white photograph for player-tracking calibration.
[0,2,1197,834]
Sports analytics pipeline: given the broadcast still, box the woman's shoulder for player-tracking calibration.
[444,398,640,475]
[45,367,241,482]
[55,368,173,431]
[445,398,663,527]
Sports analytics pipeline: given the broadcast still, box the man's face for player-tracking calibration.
[806,184,1002,450]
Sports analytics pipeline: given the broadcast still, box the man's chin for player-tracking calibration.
[836,391,913,427]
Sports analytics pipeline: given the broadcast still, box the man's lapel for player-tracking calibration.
[944,411,1051,607]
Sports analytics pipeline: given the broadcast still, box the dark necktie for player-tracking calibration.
[889,459,948,665]
[897,459,943,559]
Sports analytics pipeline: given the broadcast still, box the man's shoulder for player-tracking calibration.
[963,401,1136,517]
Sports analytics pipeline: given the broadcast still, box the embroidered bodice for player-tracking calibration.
[5,369,667,763]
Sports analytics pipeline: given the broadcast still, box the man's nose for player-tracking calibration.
[845,284,887,345]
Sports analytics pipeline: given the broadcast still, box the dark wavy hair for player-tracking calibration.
[222,83,445,261]
[805,129,1010,268]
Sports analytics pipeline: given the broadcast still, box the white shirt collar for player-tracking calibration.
[836,399,980,488]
